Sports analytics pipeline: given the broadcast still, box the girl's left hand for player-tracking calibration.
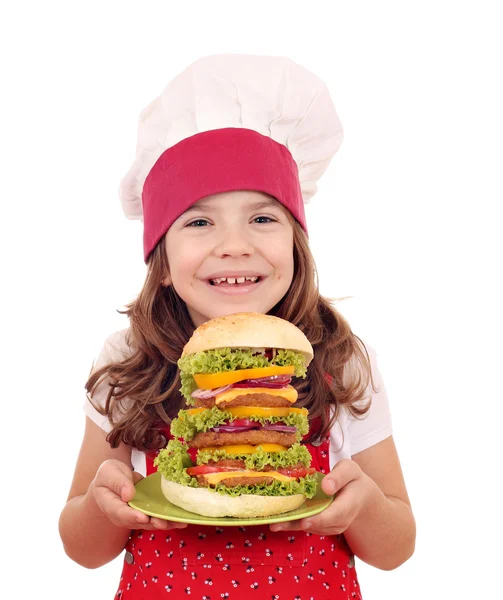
[270,459,374,536]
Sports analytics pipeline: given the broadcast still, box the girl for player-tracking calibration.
[59,55,415,599]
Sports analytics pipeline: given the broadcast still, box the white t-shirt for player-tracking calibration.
[84,329,393,475]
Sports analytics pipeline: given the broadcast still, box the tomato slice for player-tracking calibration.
[277,467,316,478]
[228,418,262,427]
[186,465,220,475]
[186,464,247,475]
[194,366,294,390]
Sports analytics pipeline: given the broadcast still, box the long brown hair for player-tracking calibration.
[86,222,376,451]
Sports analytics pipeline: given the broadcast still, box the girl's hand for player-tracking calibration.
[92,459,187,531]
[270,459,374,536]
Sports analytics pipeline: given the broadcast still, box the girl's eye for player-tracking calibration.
[187,219,210,227]
[253,215,275,224]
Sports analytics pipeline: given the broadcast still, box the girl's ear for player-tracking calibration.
[161,275,171,287]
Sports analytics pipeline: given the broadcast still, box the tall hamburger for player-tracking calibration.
[154,312,318,518]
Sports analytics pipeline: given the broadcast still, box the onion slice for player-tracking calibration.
[210,425,257,433]
[211,419,262,433]
[261,424,296,433]
[232,375,292,389]
[191,384,232,399]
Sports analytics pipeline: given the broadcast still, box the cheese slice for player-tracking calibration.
[204,470,296,485]
[215,385,298,406]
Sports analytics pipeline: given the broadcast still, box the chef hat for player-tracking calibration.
[119,54,344,262]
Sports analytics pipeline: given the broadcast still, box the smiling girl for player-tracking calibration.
[59,55,415,599]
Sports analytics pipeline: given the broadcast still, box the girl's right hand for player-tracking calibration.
[92,459,188,531]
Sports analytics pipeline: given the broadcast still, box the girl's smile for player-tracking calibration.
[205,273,265,295]
[164,190,295,326]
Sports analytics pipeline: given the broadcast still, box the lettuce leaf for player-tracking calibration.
[153,439,317,498]
[170,407,309,441]
[154,439,197,487]
[177,348,307,402]
[196,442,312,470]
[170,407,232,439]
[212,474,317,499]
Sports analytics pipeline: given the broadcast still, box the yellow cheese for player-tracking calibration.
[185,407,307,418]
[215,385,298,406]
[201,444,288,454]
[204,470,296,485]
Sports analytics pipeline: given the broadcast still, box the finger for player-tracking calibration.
[298,482,360,534]
[270,520,305,532]
[151,518,188,530]
[321,459,360,495]
[120,472,145,503]
[95,460,135,501]
[98,487,150,528]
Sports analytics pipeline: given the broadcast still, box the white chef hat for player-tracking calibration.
[119,54,343,261]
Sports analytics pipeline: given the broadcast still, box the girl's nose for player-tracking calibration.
[213,228,254,258]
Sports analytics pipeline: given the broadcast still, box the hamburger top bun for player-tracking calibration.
[182,312,313,365]
[161,476,307,518]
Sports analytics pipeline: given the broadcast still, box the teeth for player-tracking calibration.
[210,276,259,284]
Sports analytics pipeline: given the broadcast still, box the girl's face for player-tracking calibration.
[164,190,295,326]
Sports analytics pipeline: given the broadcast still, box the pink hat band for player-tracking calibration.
[141,127,307,262]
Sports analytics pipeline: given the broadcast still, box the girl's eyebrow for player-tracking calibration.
[248,198,281,211]
[181,203,213,215]
[179,197,280,217]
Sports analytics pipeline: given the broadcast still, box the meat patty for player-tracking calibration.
[205,459,247,469]
[194,392,292,409]
[189,430,297,449]
[215,476,276,487]
[197,475,276,488]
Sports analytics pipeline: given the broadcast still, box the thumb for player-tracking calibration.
[321,474,337,495]
[97,459,140,502]
[321,459,358,496]
[120,470,144,503]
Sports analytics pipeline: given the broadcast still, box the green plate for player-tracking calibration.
[129,472,334,526]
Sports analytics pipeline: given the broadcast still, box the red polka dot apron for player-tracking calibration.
[115,419,362,599]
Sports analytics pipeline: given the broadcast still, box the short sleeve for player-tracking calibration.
[345,344,393,456]
[83,329,132,433]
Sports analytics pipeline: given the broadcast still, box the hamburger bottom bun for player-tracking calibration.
[161,476,307,518]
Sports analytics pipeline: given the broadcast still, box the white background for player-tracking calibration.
[2,1,502,598]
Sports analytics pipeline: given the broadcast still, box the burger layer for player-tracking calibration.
[197,474,283,487]
[195,442,312,470]
[192,460,315,488]
[170,406,309,442]
[195,393,292,409]
[178,347,308,404]
[189,430,297,449]
[154,440,318,499]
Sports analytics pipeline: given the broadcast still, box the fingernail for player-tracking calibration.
[303,520,312,529]
[271,525,283,532]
